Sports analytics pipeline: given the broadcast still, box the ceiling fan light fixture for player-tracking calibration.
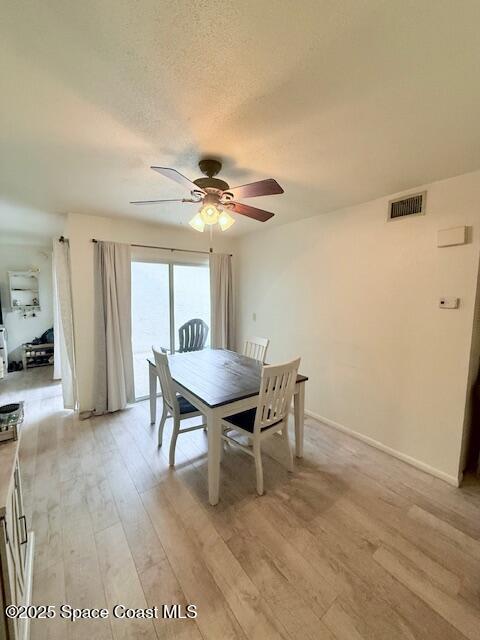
[218,210,235,231]
[189,212,205,232]
[199,203,220,225]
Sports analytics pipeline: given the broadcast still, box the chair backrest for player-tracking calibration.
[178,318,209,353]
[243,336,269,363]
[152,347,178,413]
[254,357,301,433]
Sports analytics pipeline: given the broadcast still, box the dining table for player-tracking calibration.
[148,348,308,505]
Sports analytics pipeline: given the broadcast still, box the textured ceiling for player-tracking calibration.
[1,0,480,238]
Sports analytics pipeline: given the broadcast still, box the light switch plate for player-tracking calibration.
[439,297,459,309]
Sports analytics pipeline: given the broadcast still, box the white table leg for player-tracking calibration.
[149,363,157,425]
[207,411,222,505]
[294,383,305,458]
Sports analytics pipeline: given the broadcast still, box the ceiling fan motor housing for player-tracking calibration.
[193,158,229,193]
[198,158,222,177]
[193,177,229,192]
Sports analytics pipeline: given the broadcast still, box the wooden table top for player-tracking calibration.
[149,348,307,409]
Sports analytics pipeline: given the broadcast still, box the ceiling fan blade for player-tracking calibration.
[130,198,193,205]
[223,178,284,200]
[151,167,205,194]
[228,202,275,222]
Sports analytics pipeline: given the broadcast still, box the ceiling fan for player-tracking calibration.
[130,159,284,232]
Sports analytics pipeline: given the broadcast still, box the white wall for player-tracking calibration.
[66,213,237,412]
[0,244,54,362]
[236,170,480,484]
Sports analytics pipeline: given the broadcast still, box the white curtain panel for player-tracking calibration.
[209,253,234,349]
[93,241,134,413]
[52,256,62,381]
[52,239,78,410]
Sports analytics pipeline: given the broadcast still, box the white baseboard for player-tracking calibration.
[304,409,462,487]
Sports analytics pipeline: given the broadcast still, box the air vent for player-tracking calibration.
[388,191,426,220]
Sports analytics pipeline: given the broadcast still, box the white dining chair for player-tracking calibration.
[243,336,270,363]
[152,347,206,466]
[221,357,300,495]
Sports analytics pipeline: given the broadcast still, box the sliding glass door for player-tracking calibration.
[131,261,170,399]
[173,264,210,352]
[131,259,210,399]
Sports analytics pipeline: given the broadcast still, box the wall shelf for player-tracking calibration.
[8,270,41,312]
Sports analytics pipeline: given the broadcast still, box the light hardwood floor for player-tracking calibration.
[1,366,480,640]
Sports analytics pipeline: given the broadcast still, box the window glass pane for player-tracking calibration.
[131,261,170,399]
[174,264,210,352]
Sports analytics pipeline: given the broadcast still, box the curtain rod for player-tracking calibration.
[91,239,232,257]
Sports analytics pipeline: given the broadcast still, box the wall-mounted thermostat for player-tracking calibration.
[439,297,459,309]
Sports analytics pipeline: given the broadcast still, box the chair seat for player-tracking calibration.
[223,408,282,433]
[177,394,198,415]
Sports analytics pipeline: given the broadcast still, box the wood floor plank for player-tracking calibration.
[139,558,203,640]
[95,522,157,640]
[241,500,338,615]
[64,553,113,640]
[261,485,468,640]
[323,496,462,595]
[141,485,247,640]
[408,504,480,560]
[289,443,480,599]
[220,449,407,640]
[101,454,166,575]
[31,560,67,640]
[72,419,121,534]
[306,417,480,536]
[56,411,84,483]
[104,410,160,494]
[322,599,369,640]
[374,545,480,640]
[170,432,338,640]
[179,423,444,640]
[160,472,292,640]
[18,406,39,498]
[31,411,63,574]
[61,470,113,640]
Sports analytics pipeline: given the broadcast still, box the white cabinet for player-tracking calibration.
[0,438,34,640]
